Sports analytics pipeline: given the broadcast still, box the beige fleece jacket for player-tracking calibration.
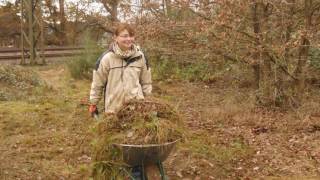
[89,48,152,113]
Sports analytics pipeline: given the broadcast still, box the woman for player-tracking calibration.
[89,23,152,115]
[89,23,160,179]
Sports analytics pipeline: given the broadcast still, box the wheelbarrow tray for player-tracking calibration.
[113,139,179,167]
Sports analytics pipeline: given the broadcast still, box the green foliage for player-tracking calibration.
[92,141,129,180]
[66,54,96,79]
[0,90,10,101]
[151,57,179,80]
[185,136,252,164]
[151,56,216,83]
[309,47,320,69]
[0,65,48,101]
[0,65,44,89]
[66,31,104,79]
[176,63,215,82]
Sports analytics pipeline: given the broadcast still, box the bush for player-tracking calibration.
[0,65,47,101]
[66,32,104,79]
[66,53,101,79]
[150,54,217,83]
[309,47,320,70]
[176,63,215,82]
[0,65,44,89]
[151,56,179,80]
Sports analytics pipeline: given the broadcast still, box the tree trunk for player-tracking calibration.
[292,0,312,106]
[164,0,171,17]
[59,0,66,45]
[101,0,119,23]
[253,1,274,106]
[110,1,118,22]
[259,51,273,106]
[251,0,261,89]
[274,0,295,107]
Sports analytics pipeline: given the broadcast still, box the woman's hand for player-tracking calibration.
[89,104,98,117]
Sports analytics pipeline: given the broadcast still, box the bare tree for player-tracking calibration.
[99,0,120,22]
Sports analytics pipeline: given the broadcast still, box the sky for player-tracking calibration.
[0,0,105,14]
[0,0,139,21]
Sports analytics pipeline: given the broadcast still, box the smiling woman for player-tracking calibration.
[113,23,136,52]
[89,23,152,115]
[89,22,155,179]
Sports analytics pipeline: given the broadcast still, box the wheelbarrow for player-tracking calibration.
[112,139,180,180]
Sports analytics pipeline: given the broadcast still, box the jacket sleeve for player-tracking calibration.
[89,56,110,105]
[140,54,152,96]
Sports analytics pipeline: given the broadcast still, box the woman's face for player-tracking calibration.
[115,29,135,51]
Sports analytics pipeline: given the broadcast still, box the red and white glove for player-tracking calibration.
[89,104,98,117]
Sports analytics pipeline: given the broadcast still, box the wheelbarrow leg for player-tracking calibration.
[157,162,167,180]
[141,163,147,180]
[143,162,166,180]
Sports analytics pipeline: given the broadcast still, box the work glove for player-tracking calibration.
[89,104,99,118]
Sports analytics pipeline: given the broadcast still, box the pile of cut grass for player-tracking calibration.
[92,98,183,179]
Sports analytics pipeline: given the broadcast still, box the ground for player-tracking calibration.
[1,63,320,179]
